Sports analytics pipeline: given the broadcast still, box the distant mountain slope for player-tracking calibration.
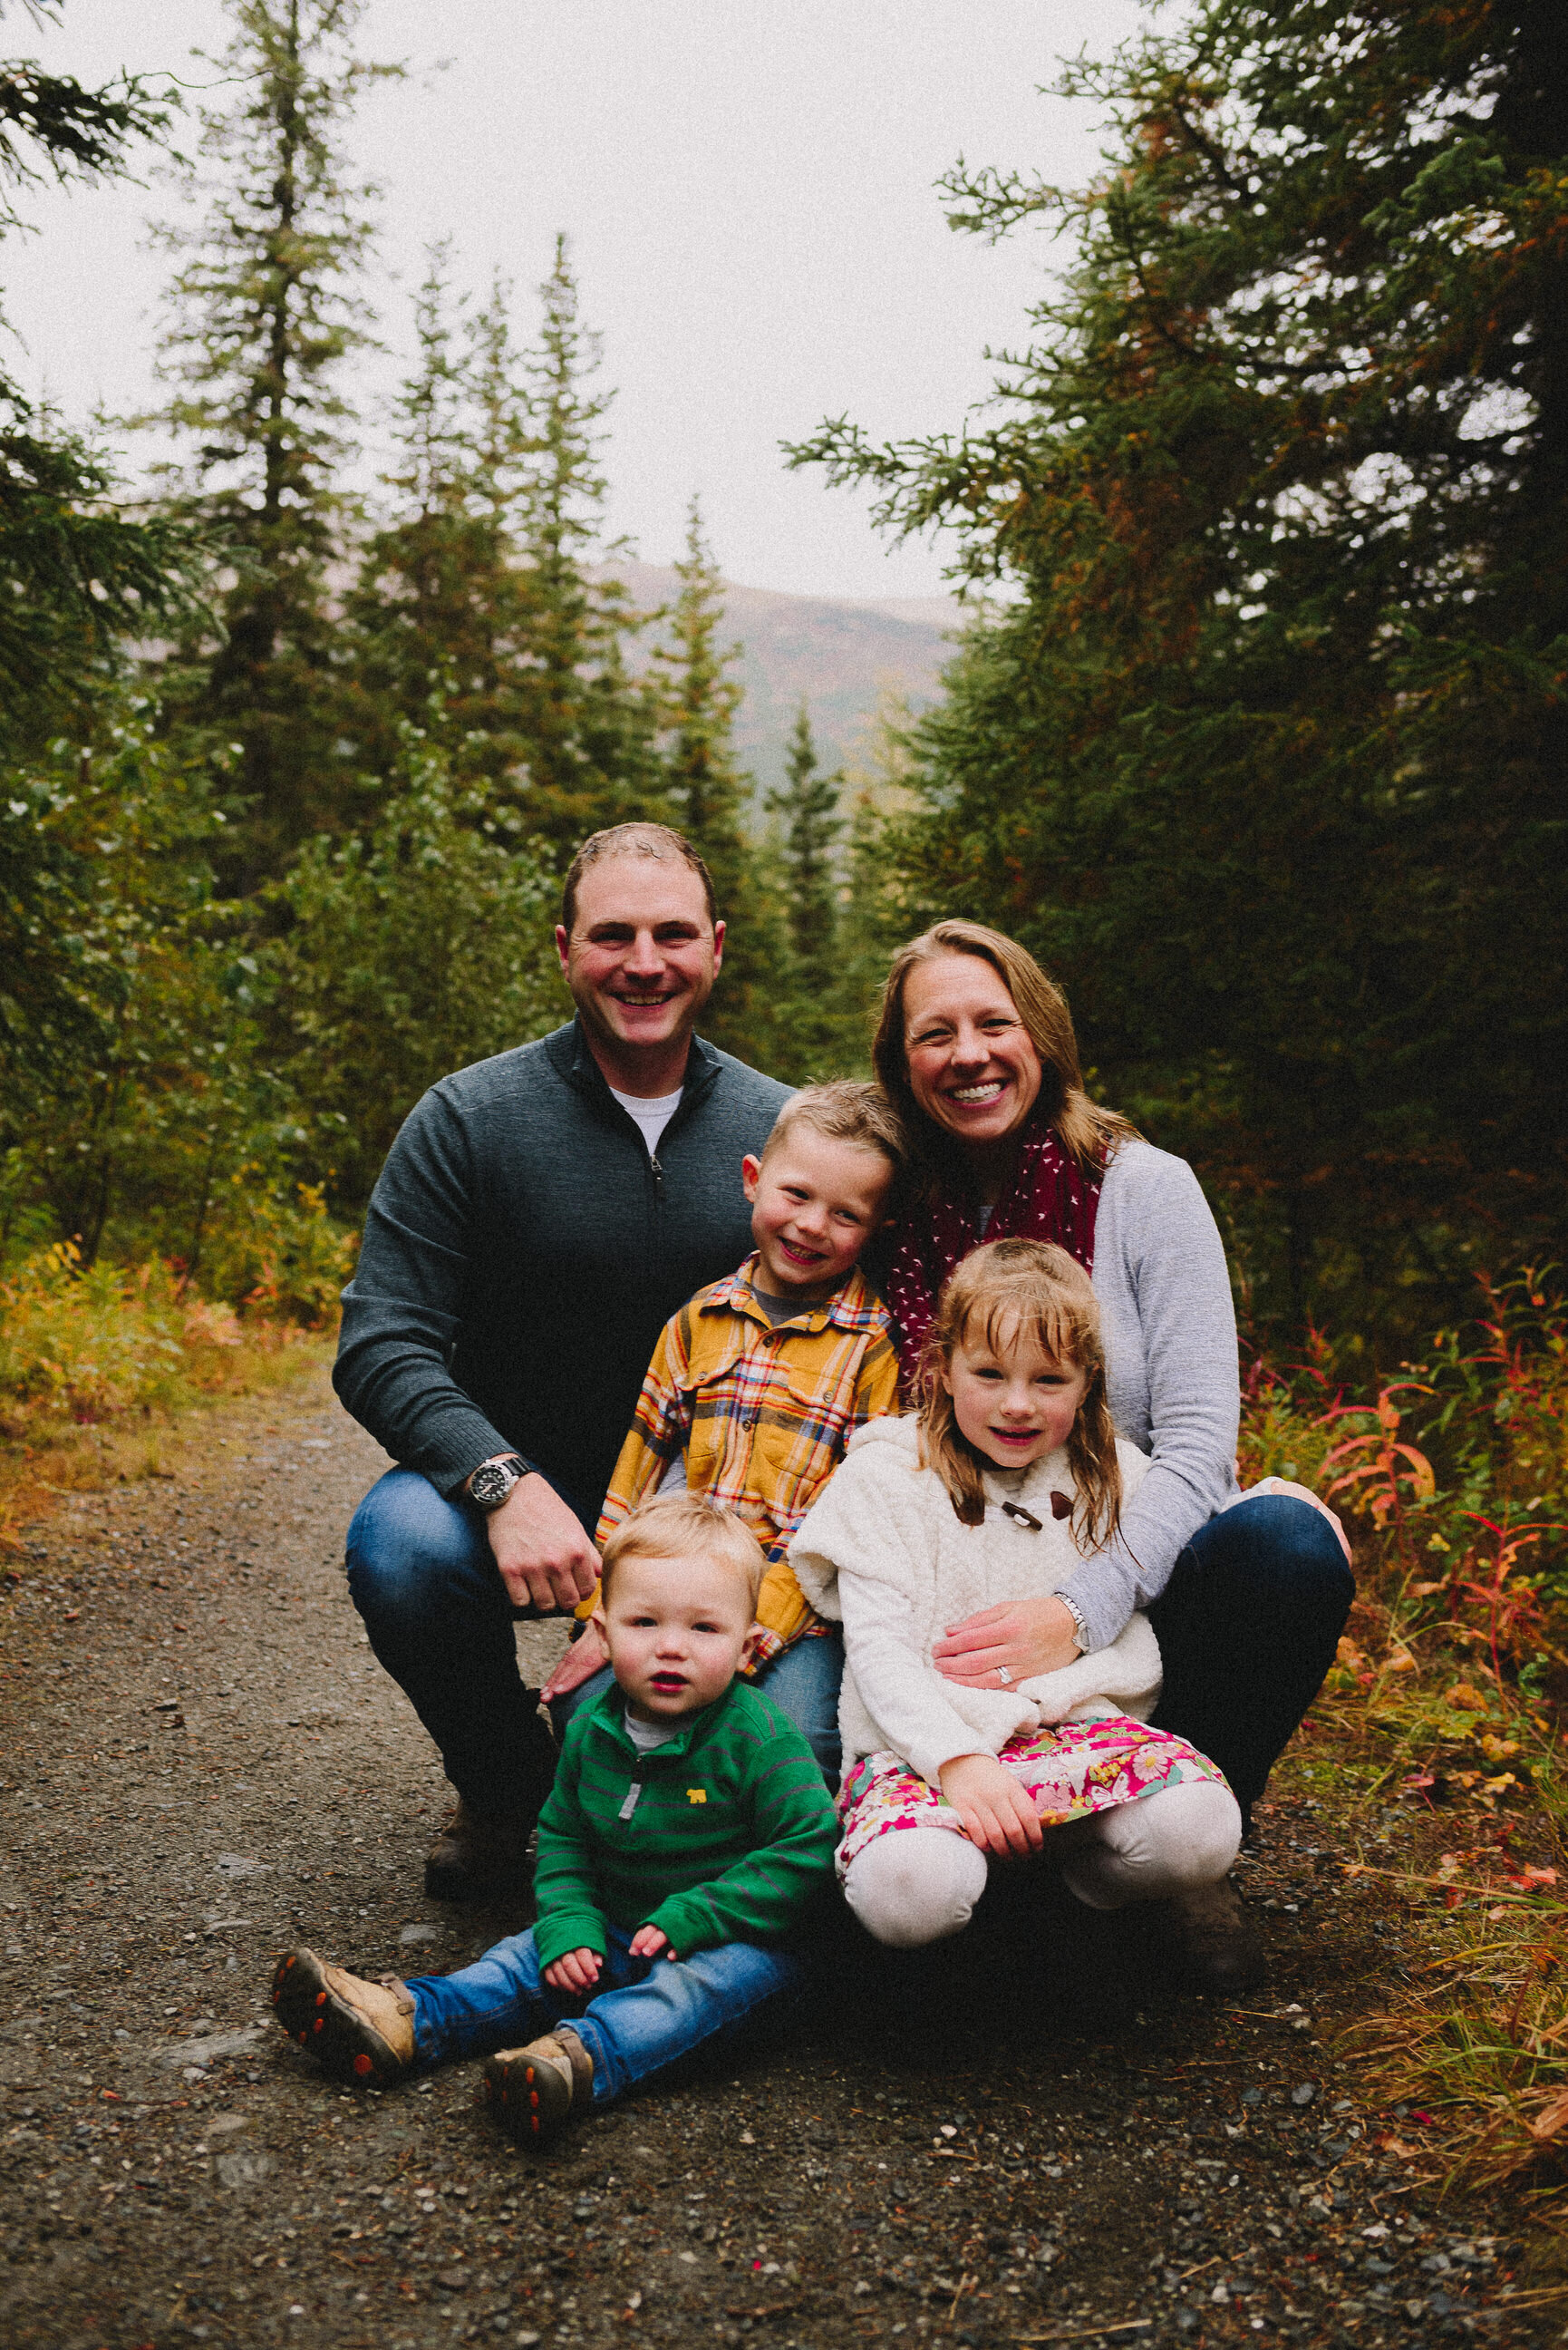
[610,560,960,793]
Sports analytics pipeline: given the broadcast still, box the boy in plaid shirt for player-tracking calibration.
[544,1083,905,1780]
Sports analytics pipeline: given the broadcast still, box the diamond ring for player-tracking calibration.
[996,1665,1012,1685]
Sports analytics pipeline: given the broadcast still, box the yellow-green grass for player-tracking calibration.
[0,1239,335,1551]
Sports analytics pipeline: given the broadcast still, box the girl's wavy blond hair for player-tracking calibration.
[916,1238,1122,1546]
[872,919,1137,1180]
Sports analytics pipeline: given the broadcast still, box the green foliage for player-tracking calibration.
[761,702,846,1080]
[770,704,842,982]
[0,1238,231,1427]
[270,725,567,1202]
[0,2,202,748]
[339,240,665,850]
[139,0,402,882]
[502,237,666,851]
[0,1227,336,1461]
[0,706,295,1274]
[187,1176,357,1324]
[338,253,538,797]
[790,0,1568,1350]
[653,499,783,1070]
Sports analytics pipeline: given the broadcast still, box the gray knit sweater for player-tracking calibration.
[333,1021,791,1516]
[1060,1137,1242,1649]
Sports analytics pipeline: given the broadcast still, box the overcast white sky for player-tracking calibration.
[5,0,1156,600]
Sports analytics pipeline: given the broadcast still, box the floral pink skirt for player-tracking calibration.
[836,1715,1227,1880]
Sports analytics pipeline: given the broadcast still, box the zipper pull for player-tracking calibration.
[618,1770,644,1821]
[649,1153,664,1190]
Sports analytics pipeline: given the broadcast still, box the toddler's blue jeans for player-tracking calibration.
[404,1925,803,2104]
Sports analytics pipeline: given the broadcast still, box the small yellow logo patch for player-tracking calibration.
[687,1788,707,1804]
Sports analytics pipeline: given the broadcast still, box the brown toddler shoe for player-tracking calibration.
[482,2027,594,2146]
[271,1947,416,2084]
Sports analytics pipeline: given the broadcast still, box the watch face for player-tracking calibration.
[471,1460,518,1510]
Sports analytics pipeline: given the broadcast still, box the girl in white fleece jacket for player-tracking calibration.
[789,1241,1242,1947]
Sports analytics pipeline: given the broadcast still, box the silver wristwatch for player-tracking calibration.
[1058,1590,1089,1650]
[467,1454,529,1512]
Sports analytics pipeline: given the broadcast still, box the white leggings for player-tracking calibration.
[842,1777,1243,1950]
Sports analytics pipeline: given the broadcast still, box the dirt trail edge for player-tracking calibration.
[0,1367,1550,2350]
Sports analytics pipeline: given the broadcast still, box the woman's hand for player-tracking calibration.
[543,1947,601,1994]
[629,1924,675,1961]
[932,1596,1081,1689]
[541,1617,609,1703]
[937,1753,1043,1859]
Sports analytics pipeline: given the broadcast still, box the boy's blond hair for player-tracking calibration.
[598,1491,766,1612]
[760,1080,906,1180]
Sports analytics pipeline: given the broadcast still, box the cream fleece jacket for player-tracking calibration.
[789,1416,1160,1787]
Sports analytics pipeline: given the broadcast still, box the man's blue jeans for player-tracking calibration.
[404,1923,803,2103]
[345,1468,586,1818]
[344,1468,845,1811]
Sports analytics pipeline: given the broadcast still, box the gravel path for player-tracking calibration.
[0,1366,1553,2350]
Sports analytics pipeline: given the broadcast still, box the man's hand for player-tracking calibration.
[543,1947,602,1994]
[936,1753,1044,1860]
[932,1596,1081,1689]
[629,1924,675,1961]
[481,1471,601,1613]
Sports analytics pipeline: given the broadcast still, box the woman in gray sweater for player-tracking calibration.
[866,919,1354,1986]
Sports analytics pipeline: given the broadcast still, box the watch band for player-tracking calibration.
[1058,1590,1089,1649]
[468,1453,530,1510]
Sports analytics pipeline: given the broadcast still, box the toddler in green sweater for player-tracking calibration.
[271,1493,837,2143]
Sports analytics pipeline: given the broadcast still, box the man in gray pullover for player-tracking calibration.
[334,823,790,1898]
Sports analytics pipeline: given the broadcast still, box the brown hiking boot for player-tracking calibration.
[1157,1876,1266,1994]
[483,2027,594,2146]
[271,1947,416,2084]
[423,1799,537,1902]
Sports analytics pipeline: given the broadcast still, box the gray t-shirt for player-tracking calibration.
[624,1710,680,1755]
[748,1279,823,1326]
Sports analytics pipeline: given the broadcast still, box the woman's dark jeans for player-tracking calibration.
[1147,1494,1355,1821]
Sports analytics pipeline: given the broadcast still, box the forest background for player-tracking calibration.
[4,0,1568,2185]
[1,0,1563,1379]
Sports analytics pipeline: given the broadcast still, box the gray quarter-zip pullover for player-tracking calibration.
[334,1019,792,1517]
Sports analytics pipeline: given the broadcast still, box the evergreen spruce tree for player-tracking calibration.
[506,237,663,852]
[771,703,842,984]
[653,499,779,1067]
[792,0,1568,1344]
[138,0,402,885]
[655,500,748,892]
[832,686,923,1070]
[340,256,540,806]
[766,702,843,1077]
[0,2,199,749]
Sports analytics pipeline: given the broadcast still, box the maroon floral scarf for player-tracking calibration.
[883,1114,1102,1390]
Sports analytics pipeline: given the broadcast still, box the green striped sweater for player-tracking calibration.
[531,1678,838,1968]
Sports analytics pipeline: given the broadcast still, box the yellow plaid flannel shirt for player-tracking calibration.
[590,1254,900,1665]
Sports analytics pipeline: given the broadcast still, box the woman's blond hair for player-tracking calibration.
[872,919,1137,1179]
[916,1238,1122,1546]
